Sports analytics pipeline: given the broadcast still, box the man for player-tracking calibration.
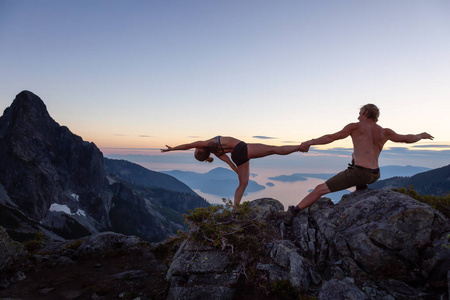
[283,104,434,224]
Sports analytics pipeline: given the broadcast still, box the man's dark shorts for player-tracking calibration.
[231,141,249,166]
[325,165,380,192]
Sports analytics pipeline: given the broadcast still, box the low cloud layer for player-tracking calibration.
[103,146,449,173]
[252,136,278,140]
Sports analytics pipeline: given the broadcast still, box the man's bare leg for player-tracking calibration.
[297,183,331,209]
[283,183,331,224]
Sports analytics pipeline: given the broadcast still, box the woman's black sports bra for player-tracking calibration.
[208,136,226,156]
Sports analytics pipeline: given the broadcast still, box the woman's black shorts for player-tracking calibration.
[231,141,249,166]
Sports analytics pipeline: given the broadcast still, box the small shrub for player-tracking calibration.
[183,199,276,256]
[22,231,45,253]
[268,280,298,299]
[66,239,83,251]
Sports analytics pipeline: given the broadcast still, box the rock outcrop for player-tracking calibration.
[1,190,449,299]
[0,91,209,242]
[166,190,450,299]
[0,229,172,298]
[0,91,110,235]
[0,226,28,289]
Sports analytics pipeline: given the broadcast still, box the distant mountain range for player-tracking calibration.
[369,164,450,196]
[104,158,196,195]
[162,165,447,203]
[162,167,265,197]
[104,158,209,214]
[0,91,209,243]
[268,165,431,182]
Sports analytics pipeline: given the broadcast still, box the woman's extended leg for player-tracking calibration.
[247,143,299,159]
[233,161,250,208]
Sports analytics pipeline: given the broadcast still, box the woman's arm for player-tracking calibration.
[161,140,209,152]
[215,154,238,173]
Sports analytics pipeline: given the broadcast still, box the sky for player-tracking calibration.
[1,0,449,174]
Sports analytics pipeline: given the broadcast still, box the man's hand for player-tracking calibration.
[421,132,434,140]
[161,145,172,152]
[298,142,311,152]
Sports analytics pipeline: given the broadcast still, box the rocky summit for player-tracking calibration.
[166,190,449,300]
[0,189,449,299]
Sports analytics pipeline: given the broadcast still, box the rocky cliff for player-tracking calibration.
[0,189,449,299]
[0,91,209,243]
[0,91,110,239]
[166,190,450,300]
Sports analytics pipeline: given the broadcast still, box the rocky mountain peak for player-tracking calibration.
[0,91,209,243]
[5,90,51,119]
[0,91,108,224]
[0,91,55,140]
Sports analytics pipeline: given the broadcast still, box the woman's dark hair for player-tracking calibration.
[194,148,213,163]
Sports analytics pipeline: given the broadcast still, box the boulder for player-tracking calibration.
[0,226,28,287]
[75,231,141,257]
[0,226,27,271]
[166,190,450,299]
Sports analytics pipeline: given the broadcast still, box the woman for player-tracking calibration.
[161,136,299,208]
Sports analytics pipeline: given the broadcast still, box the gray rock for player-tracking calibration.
[248,197,284,220]
[378,279,428,299]
[75,232,141,257]
[167,190,449,299]
[0,226,27,272]
[167,285,235,300]
[319,278,368,300]
[297,190,449,280]
[167,250,230,278]
[448,271,450,300]
[289,251,310,291]
[421,232,450,281]
[111,270,149,280]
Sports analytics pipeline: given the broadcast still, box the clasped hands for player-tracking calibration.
[298,141,311,153]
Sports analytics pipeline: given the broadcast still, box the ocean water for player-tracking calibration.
[105,149,439,209]
[137,161,352,209]
[192,167,352,208]
[193,173,324,207]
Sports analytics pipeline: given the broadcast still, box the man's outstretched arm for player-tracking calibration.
[299,123,357,152]
[385,129,434,143]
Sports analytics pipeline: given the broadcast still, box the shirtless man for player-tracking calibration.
[283,104,433,224]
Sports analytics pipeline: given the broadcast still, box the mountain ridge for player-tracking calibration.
[369,164,450,196]
[0,91,209,243]
[162,167,265,197]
